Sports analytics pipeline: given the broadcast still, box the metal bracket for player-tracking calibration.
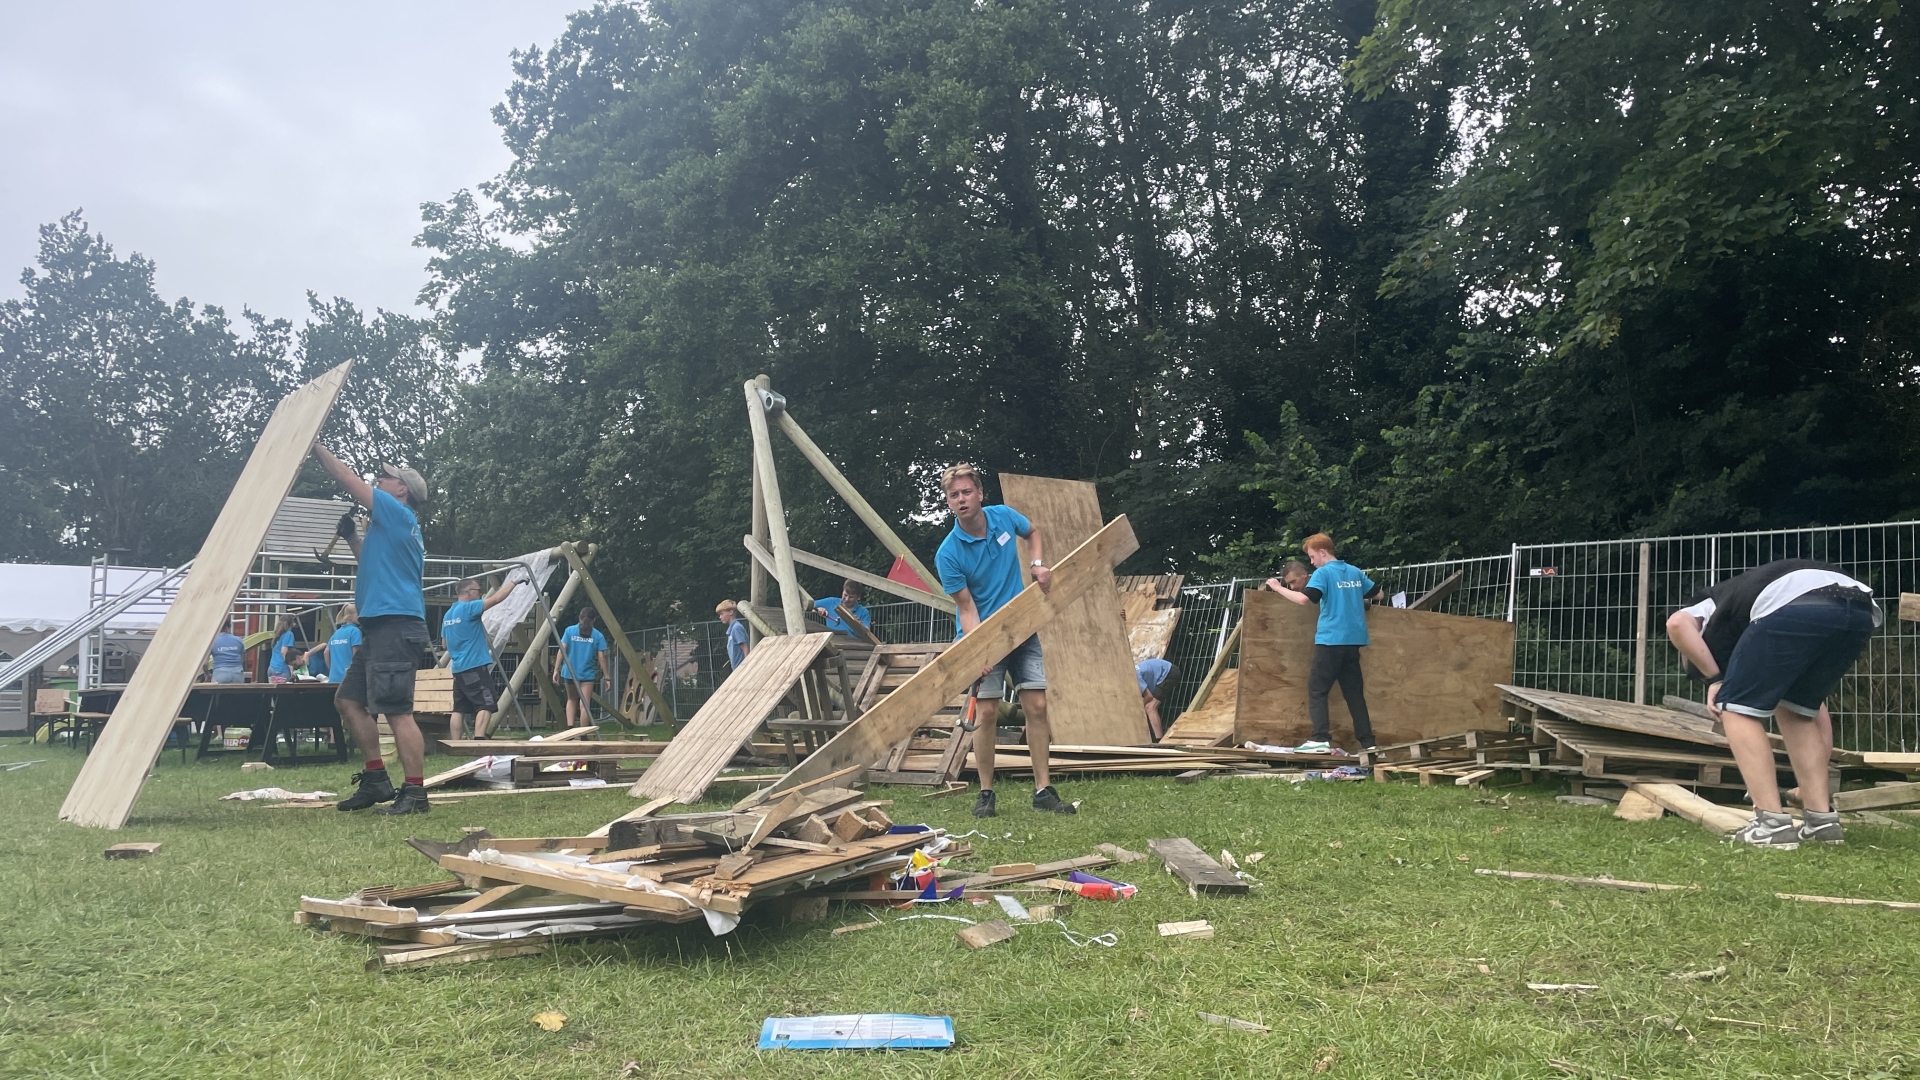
[755,387,787,417]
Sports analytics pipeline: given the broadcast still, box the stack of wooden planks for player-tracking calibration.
[299,786,957,969]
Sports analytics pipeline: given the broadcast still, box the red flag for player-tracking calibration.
[887,555,934,593]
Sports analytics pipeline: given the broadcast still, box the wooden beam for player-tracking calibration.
[561,542,676,723]
[743,516,1139,805]
[1404,569,1463,612]
[501,550,591,710]
[787,543,955,614]
[742,535,815,608]
[745,380,809,635]
[62,361,353,829]
[750,377,770,625]
[1185,619,1242,713]
[771,405,940,594]
[1629,782,1750,835]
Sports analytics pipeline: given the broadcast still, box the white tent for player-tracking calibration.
[0,563,174,633]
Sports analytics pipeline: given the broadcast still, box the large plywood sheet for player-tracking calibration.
[1233,590,1514,749]
[61,362,354,829]
[998,475,1147,745]
[1161,669,1237,746]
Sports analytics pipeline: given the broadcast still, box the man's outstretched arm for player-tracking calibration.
[312,443,374,507]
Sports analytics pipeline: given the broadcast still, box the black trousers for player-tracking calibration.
[1307,644,1374,746]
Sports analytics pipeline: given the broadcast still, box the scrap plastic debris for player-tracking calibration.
[1295,765,1370,781]
[1059,870,1136,900]
[532,1011,567,1031]
[1244,741,1350,756]
[759,1014,954,1050]
[221,787,337,802]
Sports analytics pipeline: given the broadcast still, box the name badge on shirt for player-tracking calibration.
[997,532,1010,546]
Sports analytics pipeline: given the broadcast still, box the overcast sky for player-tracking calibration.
[0,2,578,326]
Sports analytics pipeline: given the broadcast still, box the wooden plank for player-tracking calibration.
[941,854,1113,888]
[1900,593,1920,622]
[1613,790,1666,821]
[1235,591,1514,748]
[62,362,353,830]
[440,884,527,915]
[1185,620,1241,713]
[628,633,834,803]
[957,920,1016,949]
[1834,782,1920,812]
[1000,474,1147,746]
[103,842,162,859]
[1629,782,1750,835]
[1533,718,1739,769]
[1473,869,1696,892]
[787,544,955,613]
[367,940,548,972]
[1405,569,1463,612]
[748,516,1139,803]
[438,740,668,757]
[1776,892,1920,912]
[299,896,420,924]
[1146,837,1248,895]
[1162,669,1239,747]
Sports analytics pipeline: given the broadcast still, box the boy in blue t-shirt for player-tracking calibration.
[322,606,362,685]
[1136,657,1182,741]
[553,607,610,729]
[1265,532,1383,752]
[443,574,525,740]
[717,600,751,671]
[812,580,872,640]
[933,463,1074,819]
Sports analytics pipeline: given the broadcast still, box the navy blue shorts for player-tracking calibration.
[1718,592,1876,719]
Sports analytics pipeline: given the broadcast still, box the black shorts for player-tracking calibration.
[452,667,497,714]
[336,615,430,715]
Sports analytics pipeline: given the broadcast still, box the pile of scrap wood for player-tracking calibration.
[299,783,954,969]
[1118,574,1183,664]
[1359,684,1920,803]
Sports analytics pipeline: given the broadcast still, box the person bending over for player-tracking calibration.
[1666,559,1877,848]
[1137,658,1182,741]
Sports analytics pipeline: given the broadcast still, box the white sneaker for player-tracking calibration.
[1295,740,1333,754]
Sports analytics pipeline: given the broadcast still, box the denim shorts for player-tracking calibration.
[982,635,1046,700]
[1718,591,1876,719]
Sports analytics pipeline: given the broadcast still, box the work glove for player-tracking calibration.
[336,512,358,540]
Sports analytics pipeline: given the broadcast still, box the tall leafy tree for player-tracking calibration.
[0,214,293,565]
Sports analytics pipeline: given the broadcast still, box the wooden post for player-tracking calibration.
[788,544,954,613]
[560,542,678,724]
[771,405,940,593]
[742,534,816,609]
[744,380,809,635]
[1633,541,1651,706]
[748,377,770,639]
[1187,617,1243,713]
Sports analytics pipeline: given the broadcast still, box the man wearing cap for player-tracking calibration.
[310,443,435,815]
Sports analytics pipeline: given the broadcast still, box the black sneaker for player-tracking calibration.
[1032,785,1077,815]
[375,783,430,816]
[973,789,997,818]
[336,769,396,811]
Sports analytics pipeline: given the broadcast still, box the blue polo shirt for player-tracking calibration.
[325,624,362,683]
[267,630,296,677]
[1137,657,1174,694]
[1307,560,1375,646]
[936,504,1032,638]
[441,598,493,674]
[726,618,750,668]
[355,488,425,619]
[210,633,245,680]
[559,624,606,681]
[815,596,871,639]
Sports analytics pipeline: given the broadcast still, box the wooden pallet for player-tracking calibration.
[1360,729,1546,766]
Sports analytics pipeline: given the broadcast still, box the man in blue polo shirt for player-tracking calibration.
[443,574,523,740]
[553,607,610,729]
[934,463,1073,818]
[1266,532,1382,752]
[1136,657,1181,741]
[311,443,433,815]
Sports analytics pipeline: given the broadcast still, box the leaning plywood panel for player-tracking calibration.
[1233,590,1513,749]
[998,475,1145,745]
[1161,670,1238,747]
[61,361,354,829]
[628,633,834,803]
[746,516,1140,804]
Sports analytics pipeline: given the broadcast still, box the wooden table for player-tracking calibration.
[80,682,348,766]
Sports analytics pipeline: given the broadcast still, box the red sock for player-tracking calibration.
[364,758,384,771]
[404,776,424,787]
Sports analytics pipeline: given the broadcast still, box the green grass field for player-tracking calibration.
[2,739,1916,1079]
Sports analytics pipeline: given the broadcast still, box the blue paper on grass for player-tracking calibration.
[759,1014,955,1050]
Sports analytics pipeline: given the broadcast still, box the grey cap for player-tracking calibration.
[381,462,429,507]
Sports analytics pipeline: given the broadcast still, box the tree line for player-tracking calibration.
[4,0,1916,624]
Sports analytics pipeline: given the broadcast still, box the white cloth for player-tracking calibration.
[482,548,558,651]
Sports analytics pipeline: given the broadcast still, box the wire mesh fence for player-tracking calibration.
[616,521,1920,751]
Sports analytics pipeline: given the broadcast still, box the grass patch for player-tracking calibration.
[2,740,1918,1078]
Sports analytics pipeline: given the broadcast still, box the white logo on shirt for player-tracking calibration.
[997,533,1010,546]
[1336,580,1364,589]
